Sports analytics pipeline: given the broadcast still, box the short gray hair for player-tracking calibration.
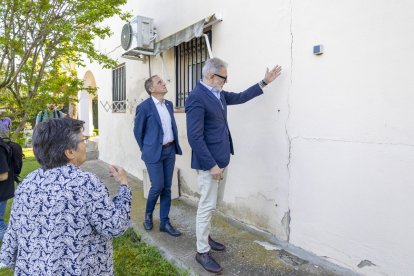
[202,58,228,79]
[144,75,158,95]
[33,117,84,170]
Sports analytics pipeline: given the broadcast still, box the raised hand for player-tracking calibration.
[109,165,129,185]
[263,65,282,84]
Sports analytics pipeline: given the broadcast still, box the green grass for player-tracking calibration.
[20,148,40,176]
[114,228,188,276]
[0,149,187,276]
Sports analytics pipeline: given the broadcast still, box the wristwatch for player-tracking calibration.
[259,80,268,89]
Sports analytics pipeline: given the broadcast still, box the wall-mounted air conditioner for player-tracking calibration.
[121,15,156,59]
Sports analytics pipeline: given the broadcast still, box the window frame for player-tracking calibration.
[174,30,212,109]
[111,63,126,113]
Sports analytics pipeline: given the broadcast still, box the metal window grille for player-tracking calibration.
[112,64,126,113]
[175,30,212,108]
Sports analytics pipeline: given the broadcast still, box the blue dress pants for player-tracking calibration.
[145,145,176,226]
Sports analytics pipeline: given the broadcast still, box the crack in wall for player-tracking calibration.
[179,176,200,199]
[284,0,294,243]
[282,210,291,241]
[357,259,376,268]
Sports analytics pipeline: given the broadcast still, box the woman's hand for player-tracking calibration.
[109,165,128,185]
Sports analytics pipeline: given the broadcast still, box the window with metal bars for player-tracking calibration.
[175,30,212,108]
[112,64,126,113]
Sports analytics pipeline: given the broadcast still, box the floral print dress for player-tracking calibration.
[0,164,132,275]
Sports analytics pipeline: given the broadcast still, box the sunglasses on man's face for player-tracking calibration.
[213,74,227,82]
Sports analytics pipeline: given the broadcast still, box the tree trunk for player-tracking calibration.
[12,112,28,141]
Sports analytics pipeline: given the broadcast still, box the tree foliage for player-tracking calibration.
[0,0,129,139]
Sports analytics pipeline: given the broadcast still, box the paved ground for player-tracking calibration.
[81,160,358,276]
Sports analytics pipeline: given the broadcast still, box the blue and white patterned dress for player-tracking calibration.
[0,164,132,275]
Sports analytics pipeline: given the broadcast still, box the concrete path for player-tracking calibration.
[81,160,357,276]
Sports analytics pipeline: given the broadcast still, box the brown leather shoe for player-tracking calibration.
[195,252,222,274]
[208,236,225,251]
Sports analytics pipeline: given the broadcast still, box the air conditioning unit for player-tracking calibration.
[121,15,156,59]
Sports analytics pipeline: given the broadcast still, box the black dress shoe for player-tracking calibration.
[196,252,222,274]
[143,213,153,231]
[208,236,225,251]
[159,222,181,237]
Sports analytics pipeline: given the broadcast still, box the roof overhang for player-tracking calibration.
[153,13,221,55]
[121,13,221,60]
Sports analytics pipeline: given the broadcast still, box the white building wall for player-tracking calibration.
[79,1,414,275]
[289,1,414,275]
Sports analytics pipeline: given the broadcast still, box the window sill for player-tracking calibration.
[174,108,185,113]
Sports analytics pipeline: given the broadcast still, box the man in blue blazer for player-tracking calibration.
[134,75,183,237]
[186,58,282,273]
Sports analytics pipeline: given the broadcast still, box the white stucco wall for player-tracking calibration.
[78,1,414,275]
[289,1,414,275]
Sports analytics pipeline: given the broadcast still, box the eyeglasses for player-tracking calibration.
[78,136,89,144]
[213,74,228,82]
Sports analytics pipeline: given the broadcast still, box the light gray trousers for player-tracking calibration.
[196,168,227,253]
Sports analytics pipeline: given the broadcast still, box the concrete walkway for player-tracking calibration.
[81,160,357,276]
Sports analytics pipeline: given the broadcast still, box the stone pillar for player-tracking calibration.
[78,89,94,136]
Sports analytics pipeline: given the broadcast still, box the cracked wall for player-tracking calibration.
[89,0,414,275]
[288,2,414,275]
[218,193,289,241]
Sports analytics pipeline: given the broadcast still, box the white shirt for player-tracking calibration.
[151,96,174,145]
[200,80,223,108]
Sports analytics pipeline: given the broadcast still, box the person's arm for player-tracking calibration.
[86,169,132,238]
[0,147,9,181]
[186,97,224,180]
[185,96,217,170]
[223,84,264,105]
[224,65,282,105]
[167,101,183,156]
[133,105,146,151]
[0,172,7,181]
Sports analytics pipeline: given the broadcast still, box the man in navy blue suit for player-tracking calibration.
[134,75,183,237]
[186,58,282,273]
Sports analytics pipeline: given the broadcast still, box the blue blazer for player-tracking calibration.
[185,82,263,170]
[134,97,182,164]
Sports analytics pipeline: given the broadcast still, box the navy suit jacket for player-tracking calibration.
[185,82,263,170]
[134,97,182,164]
